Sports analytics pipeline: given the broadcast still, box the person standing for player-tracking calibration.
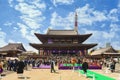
[0,60,3,74]
[13,59,18,72]
[110,60,116,73]
[82,59,88,76]
[50,59,55,73]
[16,59,25,78]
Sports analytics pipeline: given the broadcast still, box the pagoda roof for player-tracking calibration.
[29,43,97,50]
[0,43,26,53]
[47,29,78,35]
[35,33,92,43]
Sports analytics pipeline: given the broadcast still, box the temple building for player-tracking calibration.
[0,43,26,57]
[90,46,120,58]
[30,12,97,57]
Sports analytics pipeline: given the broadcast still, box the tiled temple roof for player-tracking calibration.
[91,46,118,56]
[0,43,26,52]
[47,29,78,35]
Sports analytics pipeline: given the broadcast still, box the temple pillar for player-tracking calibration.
[39,48,43,56]
[43,50,46,56]
[38,49,40,55]
[44,51,47,56]
[84,49,88,55]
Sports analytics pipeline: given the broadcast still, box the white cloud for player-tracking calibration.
[51,3,119,30]
[111,41,120,50]
[108,9,119,22]
[110,23,120,32]
[102,31,115,39]
[30,0,46,9]
[8,0,14,7]
[43,28,48,34]
[51,0,74,6]
[0,28,7,47]
[50,4,108,29]
[49,7,53,10]
[4,21,13,27]
[15,3,42,18]
[17,23,40,43]
[82,28,120,49]
[14,1,46,30]
[17,23,28,37]
[26,35,40,43]
[8,0,46,52]
[16,0,24,2]
[24,44,38,53]
[8,39,16,43]
[13,27,18,31]
[84,29,116,41]
[50,12,73,29]
[20,16,42,29]
[76,4,107,25]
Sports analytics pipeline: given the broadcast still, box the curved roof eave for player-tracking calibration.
[34,33,92,43]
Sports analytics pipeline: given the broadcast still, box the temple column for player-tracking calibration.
[39,48,43,56]
[43,50,45,56]
[44,51,47,55]
[84,49,88,55]
[38,49,40,55]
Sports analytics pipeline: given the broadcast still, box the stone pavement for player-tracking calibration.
[91,63,120,80]
[1,67,90,80]
[1,64,120,80]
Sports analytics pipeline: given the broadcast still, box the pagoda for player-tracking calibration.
[30,12,97,56]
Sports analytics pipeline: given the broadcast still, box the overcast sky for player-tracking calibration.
[0,0,120,52]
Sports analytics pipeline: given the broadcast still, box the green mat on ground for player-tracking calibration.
[78,70,115,80]
[63,64,82,66]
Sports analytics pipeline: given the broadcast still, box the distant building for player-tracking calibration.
[30,12,97,57]
[0,43,26,57]
[90,46,120,58]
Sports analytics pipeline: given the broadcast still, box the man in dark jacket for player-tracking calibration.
[82,59,88,75]
[17,60,25,78]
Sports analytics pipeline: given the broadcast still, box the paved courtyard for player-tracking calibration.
[1,68,90,80]
[1,64,120,80]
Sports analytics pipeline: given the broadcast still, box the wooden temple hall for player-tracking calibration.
[29,12,97,56]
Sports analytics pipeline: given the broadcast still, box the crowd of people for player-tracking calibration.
[0,55,118,77]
